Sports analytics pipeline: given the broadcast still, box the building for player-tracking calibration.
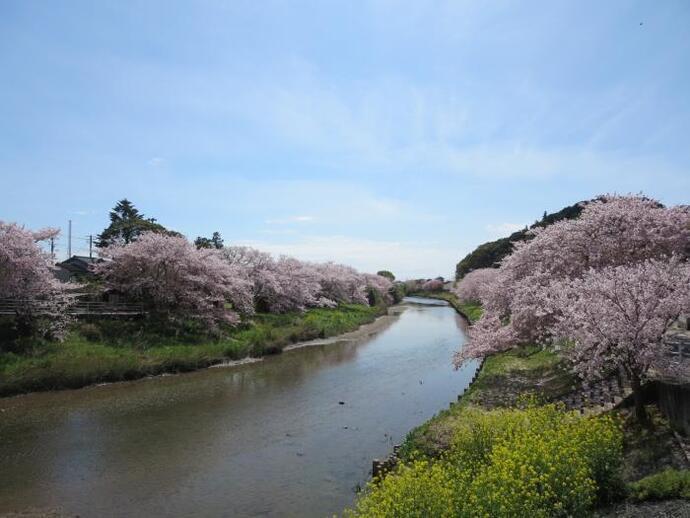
[53,255,101,282]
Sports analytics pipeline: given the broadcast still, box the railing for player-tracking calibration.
[0,299,145,316]
[666,335,690,360]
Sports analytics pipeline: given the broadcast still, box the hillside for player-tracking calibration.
[455,201,585,279]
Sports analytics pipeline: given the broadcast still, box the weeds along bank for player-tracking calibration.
[347,286,690,516]
[348,404,624,517]
[0,304,385,397]
[349,341,690,517]
[1,217,405,396]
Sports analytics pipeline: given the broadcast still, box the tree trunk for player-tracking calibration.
[630,371,649,425]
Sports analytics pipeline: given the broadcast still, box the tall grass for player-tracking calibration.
[0,304,383,396]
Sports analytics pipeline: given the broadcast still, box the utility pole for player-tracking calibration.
[50,237,55,261]
[89,234,93,259]
[68,219,72,259]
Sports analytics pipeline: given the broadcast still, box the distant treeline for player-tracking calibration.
[455,201,585,280]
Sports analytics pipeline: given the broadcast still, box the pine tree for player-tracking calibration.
[96,199,171,247]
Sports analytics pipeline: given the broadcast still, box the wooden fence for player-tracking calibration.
[666,333,690,361]
[0,299,145,316]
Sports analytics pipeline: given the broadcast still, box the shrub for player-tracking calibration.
[366,286,385,307]
[345,459,466,518]
[79,323,103,342]
[389,283,406,304]
[628,469,690,502]
[346,405,623,517]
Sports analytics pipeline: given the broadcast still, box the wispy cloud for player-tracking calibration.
[239,235,460,280]
[218,66,686,182]
[485,222,525,240]
[265,215,315,225]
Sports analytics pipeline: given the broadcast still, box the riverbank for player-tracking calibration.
[283,305,405,352]
[408,290,482,322]
[0,303,386,397]
[0,297,468,518]
[348,291,690,516]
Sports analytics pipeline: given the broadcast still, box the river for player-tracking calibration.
[0,297,476,517]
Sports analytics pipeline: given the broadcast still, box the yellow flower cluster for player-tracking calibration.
[345,404,623,517]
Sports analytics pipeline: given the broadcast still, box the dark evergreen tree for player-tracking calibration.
[376,270,395,281]
[455,201,585,280]
[96,199,170,247]
[194,231,224,250]
[211,231,224,249]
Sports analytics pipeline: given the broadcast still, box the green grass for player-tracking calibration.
[348,404,624,517]
[628,469,690,502]
[399,292,573,460]
[0,303,383,397]
[408,290,483,323]
[456,301,483,323]
[400,345,574,459]
[477,345,562,377]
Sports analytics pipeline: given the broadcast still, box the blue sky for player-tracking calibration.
[2,1,689,278]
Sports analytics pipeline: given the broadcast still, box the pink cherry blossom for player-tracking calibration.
[95,233,254,329]
[454,268,498,304]
[552,257,690,420]
[0,221,74,339]
[422,279,444,292]
[456,195,690,386]
[312,262,370,306]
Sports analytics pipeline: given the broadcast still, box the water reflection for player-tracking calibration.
[0,299,475,517]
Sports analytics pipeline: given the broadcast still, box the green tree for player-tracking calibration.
[96,199,172,248]
[376,270,395,281]
[194,231,224,250]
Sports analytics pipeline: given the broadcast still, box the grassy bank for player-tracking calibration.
[355,312,690,516]
[0,304,384,397]
[409,291,482,323]
[349,403,625,517]
[401,344,573,459]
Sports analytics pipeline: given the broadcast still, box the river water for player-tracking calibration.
[0,297,475,517]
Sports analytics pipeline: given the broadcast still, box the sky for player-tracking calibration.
[1,1,689,279]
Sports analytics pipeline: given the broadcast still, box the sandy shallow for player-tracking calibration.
[283,304,408,352]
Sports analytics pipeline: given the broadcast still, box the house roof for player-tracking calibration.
[69,255,100,264]
[57,255,101,274]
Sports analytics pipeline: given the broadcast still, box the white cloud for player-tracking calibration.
[485,222,525,240]
[265,215,315,225]
[237,235,460,280]
[106,54,687,186]
[213,61,686,183]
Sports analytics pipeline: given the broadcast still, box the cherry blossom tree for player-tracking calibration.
[95,233,253,329]
[0,222,74,339]
[458,196,690,359]
[552,258,690,422]
[422,279,444,292]
[309,264,392,307]
[403,279,423,293]
[455,195,690,420]
[363,273,394,305]
[257,256,321,312]
[312,262,370,305]
[454,268,498,304]
[220,247,394,311]
[453,312,518,367]
[221,247,322,312]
